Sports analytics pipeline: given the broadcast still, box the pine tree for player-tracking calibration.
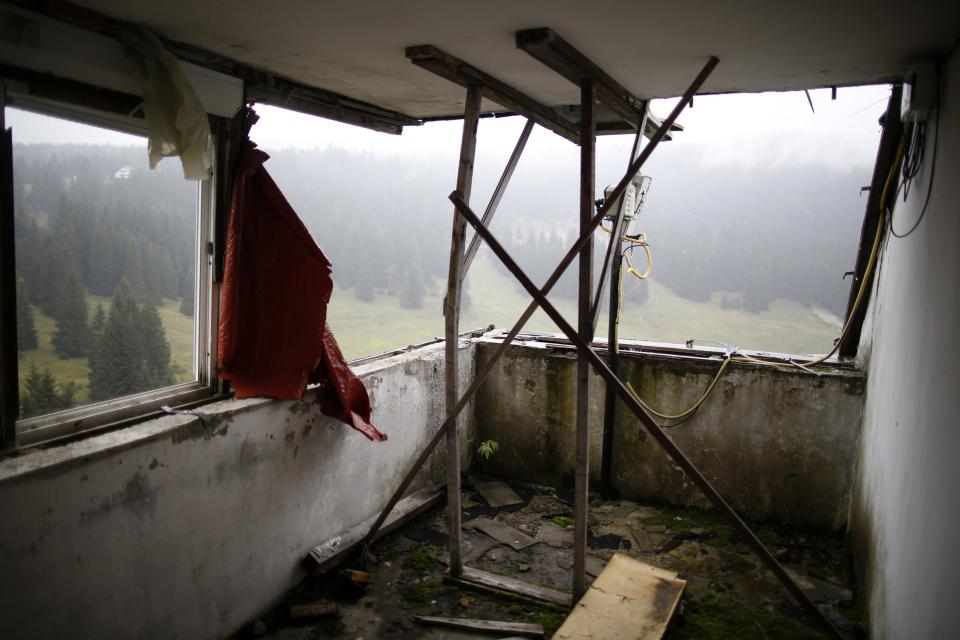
[89,281,174,401]
[89,280,147,401]
[51,265,90,358]
[139,300,172,388]
[89,304,106,343]
[16,278,38,351]
[399,264,425,309]
[20,363,76,418]
[178,270,194,317]
[121,236,146,300]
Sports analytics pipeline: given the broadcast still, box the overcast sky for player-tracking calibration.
[5,83,890,173]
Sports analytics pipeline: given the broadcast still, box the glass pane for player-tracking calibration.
[9,107,199,419]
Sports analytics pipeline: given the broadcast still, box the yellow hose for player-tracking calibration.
[626,356,731,421]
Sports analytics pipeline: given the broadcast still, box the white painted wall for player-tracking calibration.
[0,341,475,640]
[851,47,960,639]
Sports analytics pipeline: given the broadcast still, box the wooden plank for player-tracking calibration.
[444,85,482,576]
[306,485,444,573]
[465,517,536,550]
[406,45,580,144]
[447,566,573,608]
[414,616,544,637]
[517,28,646,133]
[554,554,686,640]
[573,80,596,601]
[289,601,337,619]
[461,118,534,279]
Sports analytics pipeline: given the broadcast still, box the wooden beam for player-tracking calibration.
[600,123,646,496]
[838,86,902,356]
[573,80,596,601]
[444,85,482,576]
[517,28,646,134]
[414,616,544,638]
[307,485,444,573]
[406,45,580,144]
[461,118,534,279]
[446,566,573,608]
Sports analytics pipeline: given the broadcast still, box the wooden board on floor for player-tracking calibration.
[475,480,524,508]
[414,615,544,637]
[306,485,444,574]
[447,566,573,608]
[553,554,686,640]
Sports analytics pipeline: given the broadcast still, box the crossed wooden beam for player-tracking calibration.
[351,29,840,638]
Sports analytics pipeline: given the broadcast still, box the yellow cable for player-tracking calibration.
[626,356,732,421]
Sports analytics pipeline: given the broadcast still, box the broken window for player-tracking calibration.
[7,103,216,444]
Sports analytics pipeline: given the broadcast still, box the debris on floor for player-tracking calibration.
[246,478,858,639]
[475,480,525,508]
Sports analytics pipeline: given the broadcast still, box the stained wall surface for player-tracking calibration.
[474,342,865,529]
[0,341,475,640]
[850,47,960,639]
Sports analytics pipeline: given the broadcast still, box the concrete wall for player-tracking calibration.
[474,342,864,529]
[0,341,475,640]
[849,49,960,639]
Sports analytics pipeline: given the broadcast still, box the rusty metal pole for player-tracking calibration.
[449,191,842,639]
[445,85,482,576]
[573,80,595,600]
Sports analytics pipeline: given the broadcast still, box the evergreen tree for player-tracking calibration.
[399,264,425,309]
[178,271,194,317]
[16,278,38,351]
[89,304,106,343]
[51,265,89,358]
[89,281,147,401]
[139,300,172,388]
[121,236,146,300]
[20,363,77,418]
[89,281,173,401]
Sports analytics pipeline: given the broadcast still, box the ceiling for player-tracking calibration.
[68,0,959,119]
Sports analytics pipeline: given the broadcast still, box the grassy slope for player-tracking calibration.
[328,257,839,361]
[18,295,195,405]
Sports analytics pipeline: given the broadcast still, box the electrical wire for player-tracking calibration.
[891,64,941,238]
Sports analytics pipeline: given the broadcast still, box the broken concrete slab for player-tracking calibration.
[535,522,573,548]
[475,481,525,508]
[465,517,537,551]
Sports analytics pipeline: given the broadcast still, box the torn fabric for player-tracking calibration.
[119,27,213,180]
[218,109,385,442]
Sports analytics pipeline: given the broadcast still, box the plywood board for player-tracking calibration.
[465,517,536,550]
[553,554,685,640]
[414,616,544,637]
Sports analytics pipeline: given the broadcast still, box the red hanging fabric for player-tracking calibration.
[218,109,386,442]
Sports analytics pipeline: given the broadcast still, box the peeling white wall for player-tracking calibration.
[850,48,960,639]
[0,341,475,640]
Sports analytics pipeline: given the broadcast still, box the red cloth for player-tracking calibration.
[218,125,386,442]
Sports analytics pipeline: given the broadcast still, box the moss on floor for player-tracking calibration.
[668,592,828,640]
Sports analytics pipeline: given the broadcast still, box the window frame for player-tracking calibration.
[4,92,221,448]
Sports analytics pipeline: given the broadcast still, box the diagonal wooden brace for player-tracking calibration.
[448,191,842,639]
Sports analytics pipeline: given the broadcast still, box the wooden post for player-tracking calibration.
[445,85,482,576]
[573,80,596,600]
[600,117,645,495]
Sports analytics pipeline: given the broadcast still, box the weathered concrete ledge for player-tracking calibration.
[473,340,865,530]
[0,340,475,640]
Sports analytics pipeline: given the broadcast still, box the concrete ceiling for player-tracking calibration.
[71,0,959,118]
